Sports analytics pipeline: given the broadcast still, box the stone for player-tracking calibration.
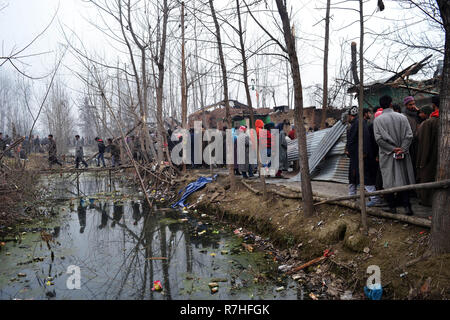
[344,233,370,253]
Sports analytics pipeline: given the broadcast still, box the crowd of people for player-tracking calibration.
[165,120,293,179]
[345,94,440,216]
[2,94,440,216]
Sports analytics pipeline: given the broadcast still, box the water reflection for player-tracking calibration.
[0,173,298,300]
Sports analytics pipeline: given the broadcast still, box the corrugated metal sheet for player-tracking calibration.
[287,121,349,184]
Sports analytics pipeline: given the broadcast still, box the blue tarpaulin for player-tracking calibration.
[172,175,218,208]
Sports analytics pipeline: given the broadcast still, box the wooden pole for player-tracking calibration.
[358,0,367,233]
[320,0,331,130]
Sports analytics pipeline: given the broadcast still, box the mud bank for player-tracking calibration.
[0,170,44,236]
[173,171,450,300]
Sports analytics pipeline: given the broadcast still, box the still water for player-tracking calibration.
[0,172,302,300]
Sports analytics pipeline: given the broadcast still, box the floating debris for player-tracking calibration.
[210,287,219,294]
[309,292,318,300]
[152,280,163,292]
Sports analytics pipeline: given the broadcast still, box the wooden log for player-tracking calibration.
[314,179,450,206]
[273,183,431,228]
[270,188,324,202]
[328,199,431,228]
[35,165,134,175]
[241,180,261,195]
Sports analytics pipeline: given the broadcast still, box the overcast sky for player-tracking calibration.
[0,0,444,114]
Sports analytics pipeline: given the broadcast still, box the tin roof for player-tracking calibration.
[287,121,349,184]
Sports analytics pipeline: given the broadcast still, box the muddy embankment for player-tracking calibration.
[172,171,450,300]
[0,170,47,236]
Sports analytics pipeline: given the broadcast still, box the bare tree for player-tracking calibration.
[208,0,236,190]
[319,0,331,130]
[431,0,450,254]
[274,0,315,216]
[357,0,368,233]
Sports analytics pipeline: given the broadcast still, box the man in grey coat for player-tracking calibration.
[373,95,415,215]
[75,135,88,169]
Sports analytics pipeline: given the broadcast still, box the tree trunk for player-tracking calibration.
[431,0,450,254]
[209,0,236,190]
[358,0,368,233]
[236,0,267,199]
[320,0,331,130]
[275,0,314,217]
[156,0,169,163]
[351,42,359,85]
[181,1,188,130]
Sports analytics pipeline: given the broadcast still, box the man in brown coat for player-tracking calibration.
[403,96,420,180]
[416,96,440,206]
[48,134,62,168]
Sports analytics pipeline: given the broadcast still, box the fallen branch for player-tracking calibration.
[241,179,261,195]
[329,198,431,228]
[272,183,431,228]
[314,180,450,206]
[271,187,325,202]
[403,250,432,268]
[0,137,25,161]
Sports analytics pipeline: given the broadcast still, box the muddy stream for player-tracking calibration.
[0,172,304,300]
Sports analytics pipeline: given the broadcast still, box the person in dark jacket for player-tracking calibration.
[75,135,88,168]
[0,132,6,151]
[345,106,380,205]
[33,135,41,153]
[275,122,288,178]
[403,96,420,181]
[417,106,433,124]
[48,134,62,168]
[95,137,106,167]
[107,138,121,167]
[416,96,440,206]
[263,122,275,173]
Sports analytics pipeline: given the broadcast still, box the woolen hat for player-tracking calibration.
[403,96,415,105]
[348,106,358,116]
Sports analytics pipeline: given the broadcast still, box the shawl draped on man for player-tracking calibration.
[416,110,439,206]
[373,108,415,189]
